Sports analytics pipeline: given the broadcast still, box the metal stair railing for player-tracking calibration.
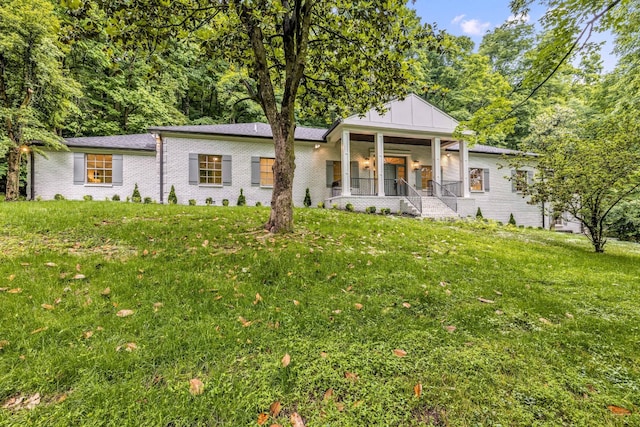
[397,179,423,215]
[429,180,457,212]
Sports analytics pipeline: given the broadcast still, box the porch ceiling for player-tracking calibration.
[350,133,456,147]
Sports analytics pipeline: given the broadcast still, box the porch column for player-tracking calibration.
[375,132,385,196]
[459,140,470,198]
[431,137,441,195]
[341,130,351,196]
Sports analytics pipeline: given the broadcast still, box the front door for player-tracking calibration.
[383,157,406,196]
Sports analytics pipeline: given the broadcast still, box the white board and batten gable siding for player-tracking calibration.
[339,93,458,136]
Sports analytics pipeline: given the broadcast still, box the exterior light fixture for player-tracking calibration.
[314,144,321,149]
[364,158,370,169]
[20,146,29,153]
[446,152,451,157]
[412,160,420,171]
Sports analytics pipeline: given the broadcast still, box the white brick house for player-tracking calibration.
[29,94,566,228]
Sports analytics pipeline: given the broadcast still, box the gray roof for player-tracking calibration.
[148,122,327,142]
[64,134,156,151]
[445,143,527,156]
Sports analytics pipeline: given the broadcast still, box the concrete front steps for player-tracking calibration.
[400,197,459,219]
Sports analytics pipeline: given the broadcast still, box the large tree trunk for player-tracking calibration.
[265,121,296,233]
[4,145,21,201]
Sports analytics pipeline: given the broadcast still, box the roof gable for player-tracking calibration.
[342,93,459,134]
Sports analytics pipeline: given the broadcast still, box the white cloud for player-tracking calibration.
[506,13,530,24]
[459,18,491,36]
[451,14,465,24]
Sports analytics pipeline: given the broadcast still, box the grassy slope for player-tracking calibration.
[0,202,638,426]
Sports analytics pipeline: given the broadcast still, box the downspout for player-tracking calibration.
[156,134,164,203]
[29,150,35,200]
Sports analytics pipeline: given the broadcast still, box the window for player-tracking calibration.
[469,168,484,191]
[421,166,433,189]
[513,170,528,192]
[198,154,222,185]
[260,157,275,186]
[86,154,112,184]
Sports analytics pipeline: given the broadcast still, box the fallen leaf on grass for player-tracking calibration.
[565,312,574,319]
[30,327,48,335]
[393,349,407,357]
[495,310,504,315]
[494,290,503,296]
[293,300,300,306]
[41,304,54,311]
[607,405,631,415]
[75,264,81,272]
[354,303,363,311]
[539,317,553,325]
[8,274,15,281]
[335,402,345,412]
[83,331,93,339]
[344,372,358,381]
[44,262,57,267]
[189,378,204,396]
[153,302,163,312]
[0,288,7,292]
[73,274,86,280]
[444,325,456,333]
[116,309,134,317]
[253,293,263,305]
[116,342,137,352]
[414,383,422,398]
[323,389,334,401]
[402,302,411,308]
[320,352,328,358]
[2,393,41,411]
[290,412,305,427]
[270,401,282,417]
[281,353,291,368]
[445,289,452,296]
[257,413,269,425]
[7,288,22,294]
[238,316,252,327]
[0,340,9,350]
[478,297,495,304]
[332,309,342,314]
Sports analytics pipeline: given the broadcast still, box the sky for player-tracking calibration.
[410,0,617,70]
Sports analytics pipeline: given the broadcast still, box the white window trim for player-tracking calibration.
[198,154,223,186]
[86,154,113,186]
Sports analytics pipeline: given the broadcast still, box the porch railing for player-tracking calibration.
[423,180,462,197]
[397,179,423,215]
[331,178,377,197]
[430,180,457,212]
[442,180,463,197]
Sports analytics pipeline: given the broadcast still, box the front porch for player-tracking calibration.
[322,94,474,219]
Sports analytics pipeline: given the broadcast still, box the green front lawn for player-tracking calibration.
[0,202,638,426]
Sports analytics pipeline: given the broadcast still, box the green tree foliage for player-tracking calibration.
[412,34,517,145]
[236,188,246,206]
[303,188,311,208]
[513,104,640,252]
[0,0,80,200]
[606,198,640,243]
[168,185,177,205]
